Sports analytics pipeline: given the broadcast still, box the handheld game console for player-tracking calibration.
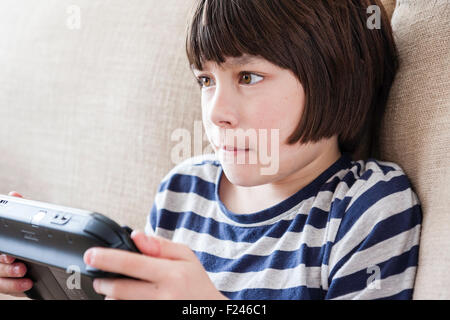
[0,194,140,300]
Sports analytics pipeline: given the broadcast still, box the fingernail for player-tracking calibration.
[93,279,100,292]
[13,265,21,275]
[84,249,95,265]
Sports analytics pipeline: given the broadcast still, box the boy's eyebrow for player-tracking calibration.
[191,55,259,72]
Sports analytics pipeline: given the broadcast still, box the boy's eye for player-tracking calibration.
[240,73,263,85]
[196,72,263,89]
[197,76,213,88]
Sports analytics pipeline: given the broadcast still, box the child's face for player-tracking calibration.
[192,54,337,187]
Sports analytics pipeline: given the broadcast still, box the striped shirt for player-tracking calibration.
[145,152,422,300]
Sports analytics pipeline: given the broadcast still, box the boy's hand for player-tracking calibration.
[0,192,33,297]
[83,231,229,300]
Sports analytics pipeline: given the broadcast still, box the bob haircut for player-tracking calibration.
[185,0,399,157]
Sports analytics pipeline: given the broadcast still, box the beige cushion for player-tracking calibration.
[0,0,202,229]
[379,0,450,299]
[0,0,201,299]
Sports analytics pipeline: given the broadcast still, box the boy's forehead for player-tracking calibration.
[224,55,260,66]
[193,55,262,71]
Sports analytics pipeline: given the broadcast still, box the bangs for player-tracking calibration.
[184,0,398,156]
[186,0,284,71]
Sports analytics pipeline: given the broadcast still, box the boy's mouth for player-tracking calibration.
[222,145,250,152]
[213,142,250,153]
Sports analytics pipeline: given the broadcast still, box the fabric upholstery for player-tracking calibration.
[378,0,450,299]
[0,0,202,299]
[0,0,202,230]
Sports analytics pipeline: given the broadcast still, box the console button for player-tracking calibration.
[50,214,71,225]
[121,225,133,235]
[61,214,72,221]
[31,211,47,227]
[83,218,122,246]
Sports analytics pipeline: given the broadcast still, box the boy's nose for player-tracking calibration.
[208,96,239,130]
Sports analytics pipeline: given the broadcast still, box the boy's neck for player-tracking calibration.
[219,144,342,215]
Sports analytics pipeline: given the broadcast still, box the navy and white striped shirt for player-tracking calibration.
[145,152,422,300]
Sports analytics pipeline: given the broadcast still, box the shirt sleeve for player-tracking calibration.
[144,176,169,237]
[144,166,179,238]
[324,170,422,300]
[144,201,158,236]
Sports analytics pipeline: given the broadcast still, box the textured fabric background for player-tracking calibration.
[0,0,449,300]
[379,0,450,299]
[0,0,203,230]
[0,0,203,299]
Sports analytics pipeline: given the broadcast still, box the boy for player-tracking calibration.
[0,0,422,299]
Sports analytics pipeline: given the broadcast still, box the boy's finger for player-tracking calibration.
[131,231,195,261]
[0,254,15,264]
[0,262,27,278]
[8,191,23,198]
[83,247,169,282]
[130,231,161,257]
[0,278,33,294]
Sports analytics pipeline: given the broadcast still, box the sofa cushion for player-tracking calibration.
[378,0,450,299]
[0,0,202,232]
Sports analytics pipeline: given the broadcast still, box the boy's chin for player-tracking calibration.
[221,164,276,188]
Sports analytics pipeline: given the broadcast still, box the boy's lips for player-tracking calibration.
[222,145,250,151]
[212,142,250,152]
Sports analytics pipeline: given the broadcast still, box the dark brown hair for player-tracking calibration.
[186,0,398,158]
